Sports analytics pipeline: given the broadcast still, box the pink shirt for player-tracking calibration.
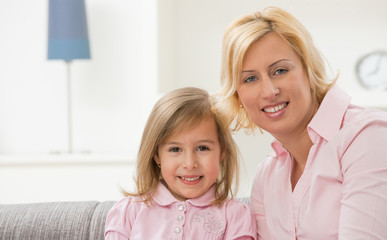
[250,85,387,240]
[105,183,257,240]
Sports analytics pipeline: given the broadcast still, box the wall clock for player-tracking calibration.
[355,51,387,89]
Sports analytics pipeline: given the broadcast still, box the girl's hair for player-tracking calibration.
[214,6,337,131]
[124,87,239,206]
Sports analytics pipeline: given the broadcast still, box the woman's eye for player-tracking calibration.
[197,146,210,151]
[243,75,257,83]
[169,147,181,152]
[274,68,288,75]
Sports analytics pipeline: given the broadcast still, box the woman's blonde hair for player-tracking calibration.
[214,6,336,131]
[124,87,239,206]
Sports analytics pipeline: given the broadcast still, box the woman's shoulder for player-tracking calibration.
[344,105,387,128]
[255,154,277,178]
[338,106,387,144]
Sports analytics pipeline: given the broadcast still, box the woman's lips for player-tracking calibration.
[262,102,288,119]
[262,102,288,113]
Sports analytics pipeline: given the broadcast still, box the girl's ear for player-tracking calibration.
[154,152,161,165]
[220,150,225,162]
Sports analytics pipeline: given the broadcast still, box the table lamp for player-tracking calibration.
[47,0,91,154]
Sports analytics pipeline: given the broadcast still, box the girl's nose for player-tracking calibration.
[183,152,198,169]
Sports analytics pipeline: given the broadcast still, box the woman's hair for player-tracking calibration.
[214,6,336,131]
[124,87,239,206]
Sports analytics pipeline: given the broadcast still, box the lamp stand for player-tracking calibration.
[65,60,73,154]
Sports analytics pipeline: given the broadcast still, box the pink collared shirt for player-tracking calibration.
[250,85,387,239]
[105,183,257,240]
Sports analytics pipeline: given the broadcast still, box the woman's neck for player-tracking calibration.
[276,127,313,190]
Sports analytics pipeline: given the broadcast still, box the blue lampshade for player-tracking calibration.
[48,0,91,60]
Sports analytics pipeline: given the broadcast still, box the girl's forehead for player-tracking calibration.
[164,116,217,139]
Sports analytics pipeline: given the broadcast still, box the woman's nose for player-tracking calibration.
[261,77,279,100]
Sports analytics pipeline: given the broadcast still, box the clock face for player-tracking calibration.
[356,51,387,89]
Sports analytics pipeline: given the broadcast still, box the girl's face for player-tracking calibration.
[237,32,318,140]
[154,117,222,201]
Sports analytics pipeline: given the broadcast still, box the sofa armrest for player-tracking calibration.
[0,201,101,240]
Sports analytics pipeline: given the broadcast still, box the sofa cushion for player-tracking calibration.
[0,201,100,240]
[89,201,115,240]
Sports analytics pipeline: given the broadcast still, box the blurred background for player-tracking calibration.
[1,0,386,204]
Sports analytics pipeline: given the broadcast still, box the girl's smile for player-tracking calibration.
[155,117,222,201]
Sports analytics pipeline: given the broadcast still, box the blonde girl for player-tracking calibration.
[105,87,257,240]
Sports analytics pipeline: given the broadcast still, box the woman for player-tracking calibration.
[214,6,387,240]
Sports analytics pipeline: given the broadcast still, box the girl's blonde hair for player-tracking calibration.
[214,6,336,131]
[124,87,239,206]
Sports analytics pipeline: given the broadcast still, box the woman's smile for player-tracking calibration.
[237,32,317,138]
[262,102,289,113]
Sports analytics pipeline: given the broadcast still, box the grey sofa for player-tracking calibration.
[0,201,116,240]
[0,198,249,240]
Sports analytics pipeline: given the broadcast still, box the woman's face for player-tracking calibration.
[237,32,318,140]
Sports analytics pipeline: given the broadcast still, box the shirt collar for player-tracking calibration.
[153,181,216,207]
[271,140,287,157]
[271,85,351,156]
[308,85,351,141]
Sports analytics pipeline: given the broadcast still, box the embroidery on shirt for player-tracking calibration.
[193,210,225,237]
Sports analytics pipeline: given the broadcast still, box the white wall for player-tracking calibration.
[1,0,386,204]
[0,0,159,156]
[159,0,387,197]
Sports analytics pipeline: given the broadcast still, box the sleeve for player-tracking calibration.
[249,161,271,240]
[224,199,257,240]
[104,197,139,240]
[339,122,387,239]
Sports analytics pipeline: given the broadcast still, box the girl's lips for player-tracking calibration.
[180,176,201,181]
[178,176,202,184]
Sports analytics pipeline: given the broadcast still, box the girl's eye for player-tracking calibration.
[243,75,257,83]
[197,145,210,151]
[169,147,181,152]
[274,68,288,75]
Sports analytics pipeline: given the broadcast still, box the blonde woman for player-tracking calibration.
[215,6,387,240]
[105,87,257,239]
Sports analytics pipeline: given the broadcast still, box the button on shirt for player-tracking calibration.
[105,183,257,240]
[250,85,387,240]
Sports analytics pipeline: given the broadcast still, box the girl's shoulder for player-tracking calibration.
[107,196,147,217]
[223,197,252,214]
[221,198,257,238]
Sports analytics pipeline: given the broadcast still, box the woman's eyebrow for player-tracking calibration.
[241,59,292,73]
[268,59,291,68]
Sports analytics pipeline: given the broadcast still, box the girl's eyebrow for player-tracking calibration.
[164,141,181,145]
[197,139,216,144]
[164,139,216,145]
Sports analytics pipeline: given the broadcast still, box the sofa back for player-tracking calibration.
[0,198,249,240]
[0,201,115,240]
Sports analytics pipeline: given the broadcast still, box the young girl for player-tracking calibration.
[105,87,257,240]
